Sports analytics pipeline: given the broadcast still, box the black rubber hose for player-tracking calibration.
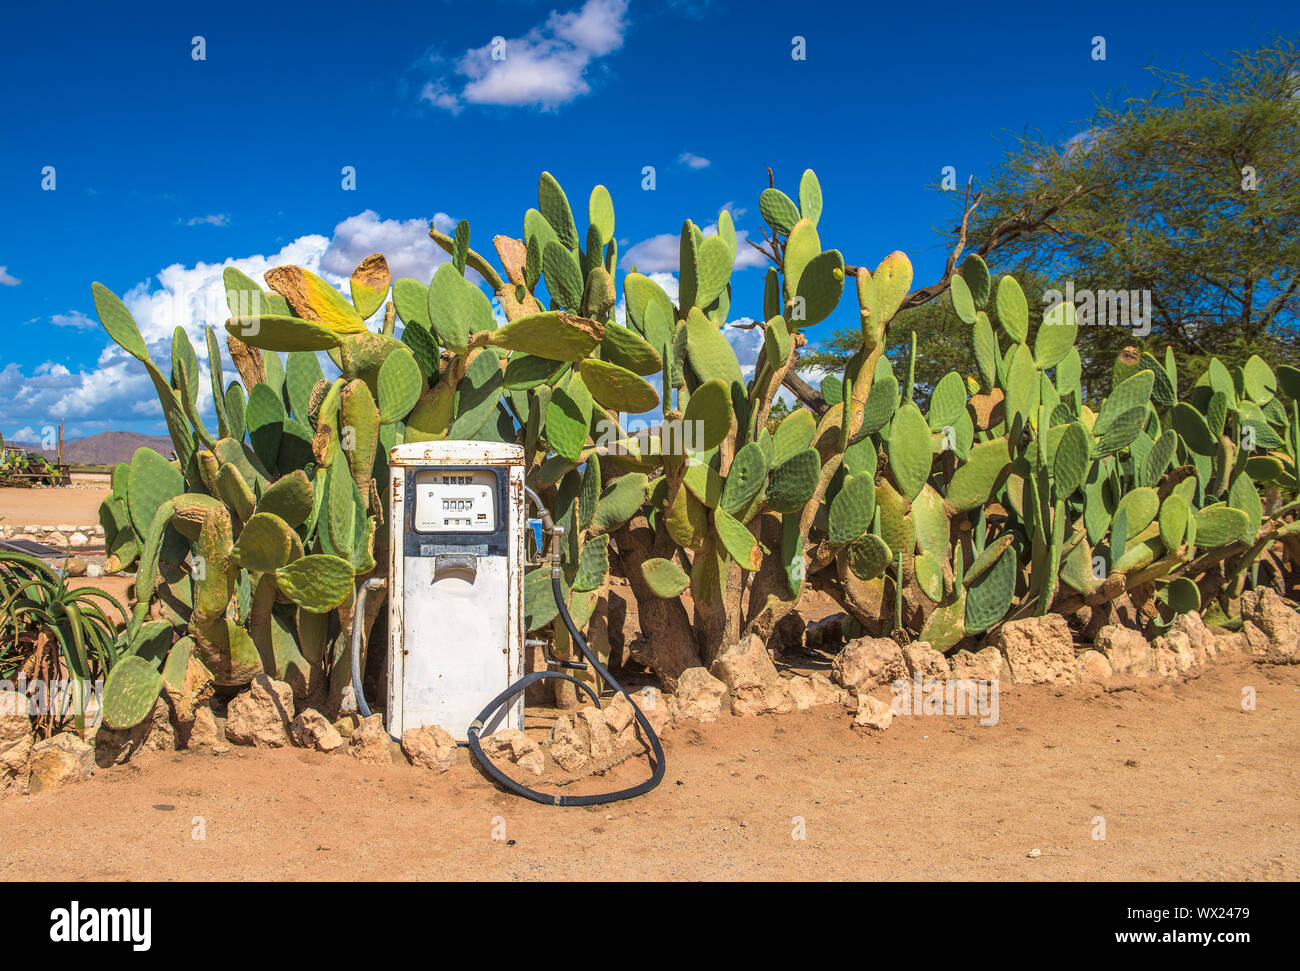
[465,575,667,806]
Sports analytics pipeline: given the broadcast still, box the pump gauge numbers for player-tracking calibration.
[413,470,497,532]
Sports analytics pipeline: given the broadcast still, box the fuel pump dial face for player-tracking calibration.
[413,469,497,532]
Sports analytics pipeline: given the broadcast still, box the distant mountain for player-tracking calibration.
[7,431,176,465]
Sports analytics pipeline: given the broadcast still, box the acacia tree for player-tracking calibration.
[798,37,1300,402]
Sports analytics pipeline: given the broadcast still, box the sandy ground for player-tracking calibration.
[0,484,110,526]
[2,658,1295,881]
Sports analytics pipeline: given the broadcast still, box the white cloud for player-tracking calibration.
[620,222,771,273]
[186,214,230,227]
[677,152,710,169]
[420,0,629,112]
[0,209,471,439]
[50,311,96,330]
[0,266,19,286]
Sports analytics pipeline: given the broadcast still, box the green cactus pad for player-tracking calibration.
[714,507,762,570]
[572,534,611,592]
[538,172,579,249]
[599,320,662,375]
[102,655,165,730]
[792,250,845,328]
[580,358,660,414]
[718,442,768,517]
[546,376,594,462]
[591,473,648,535]
[255,470,313,528]
[1034,298,1078,369]
[1164,577,1201,614]
[1052,421,1093,497]
[684,463,724,508]
[684,308,743,388]
[232,512,298,574]
[682,378,734,452]
[1114,487,1159,541]
[759,188,800,235]
[1193,505,1249,549]
[1171,402,1217,455]
[946,438,1012,512]
[127,447,184,539]
[225,315,343,351]
[376,347,423,423]
[827,473,876,547]
[1227,472,1263,542]
[964,541,1016,634]
[490,311,603,361]
[927,371,967,431]
[846,533,891,581]
[772,409,816,466]
[274,555,354,612]
[766,449,820,514]
[994,275,1029,344]
[641,557,690,597]
[886,402,932,502]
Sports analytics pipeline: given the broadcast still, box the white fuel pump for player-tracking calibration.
[385,440,526,740]
[350,439,665,806]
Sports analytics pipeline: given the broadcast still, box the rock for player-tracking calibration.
[831,636,908,692]
[771,610,807,653]
[787,676,817,711]
[64,556,87,577]
[513,739,545,776]
[28,732,93,792]
[1153,629,1198,674]
[1154,647,1178,679]
[1076,650,1114,683]
[348,714,394,765]
[809,672,851,707]
[602,694,636,736]
[548,714,590,772]
[1239,588,1300,663]
[333,714,362,738]
[1096,625,1156,678]
[186,704,226,751]
[949,646,1009,683]
[902,642,950,680]
[164,655,214,724]
[853,694,894,731]
[804,613,846,649]
[224,675,294,747]
[576,707,616,760]
[1027,848,1042,859]
[1213,631,1250,657]
[86,564,103,579]
[711,634,793,716]
[292,709,345,753]
[671,667,728,722]
[1170,611,1216,662]
[56,523,77,535]
[94,698,176,766]
[401,724,457,771]
[993,615,1078,686]
[69,532,90,547]
[0,689,32,797]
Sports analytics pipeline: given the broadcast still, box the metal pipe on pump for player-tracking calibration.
[350,441,664,805]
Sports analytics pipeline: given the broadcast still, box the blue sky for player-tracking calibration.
[1,0,1295,440]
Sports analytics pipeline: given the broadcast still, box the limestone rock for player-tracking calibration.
[831,636,908,691]
[94,698,176,767]
[576,706,616,759]
[670,667,728,722]
[224,675,294,747]
[902,642,950,680]
[993,615,1077,686]
[401,724,457,772]
[853,694,894,731]
[187,704,226,751]
[348,714,394,766]
[1096,625,1156,678]
[949,646,1009,683]
[1076,650,1114,684]
[292,709,345,753]
[0,689,32,797]
[548,714,589,772]
[164,654,214,725]
[1239,588,1300,663]
[711,634,792,716]
[28,732,93,792]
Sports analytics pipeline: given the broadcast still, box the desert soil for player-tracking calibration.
[2,658,1296,881]
[0,483,111,525]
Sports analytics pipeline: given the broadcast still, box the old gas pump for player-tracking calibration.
[350,440,664,806]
